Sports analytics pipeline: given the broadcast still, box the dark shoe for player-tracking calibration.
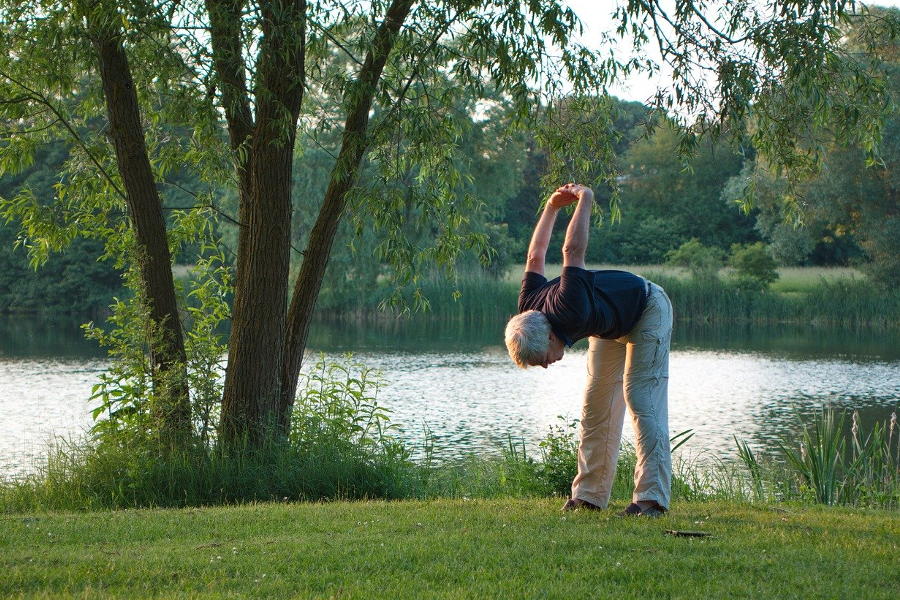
[615,502,643,517]
[638,504,667,518]
[561,497,603,512]
[616,502,668,518]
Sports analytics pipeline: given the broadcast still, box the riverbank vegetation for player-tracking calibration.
[3,357,896,513]
[312,264,900,330]
[3,499,896,599]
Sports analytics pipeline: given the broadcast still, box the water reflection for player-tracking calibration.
[0,315,105,358]
[309,316,900,361]
[0,314,897,476]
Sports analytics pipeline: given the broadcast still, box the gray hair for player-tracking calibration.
[504,310,550,369]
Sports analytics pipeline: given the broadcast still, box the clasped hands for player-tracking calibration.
[548,183,593,208]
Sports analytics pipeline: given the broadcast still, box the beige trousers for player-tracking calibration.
[570,283,673,509]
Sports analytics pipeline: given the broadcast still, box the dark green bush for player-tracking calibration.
[665,238,725,281]
[729,242,780,290]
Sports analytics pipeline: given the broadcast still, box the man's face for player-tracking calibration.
[531,332,565,369]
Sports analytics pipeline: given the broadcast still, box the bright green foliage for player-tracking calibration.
[665,238,725,281]
[292,355,407,462]
[729,242,780,290]
[82,213,230,448]
[534,418,580,496]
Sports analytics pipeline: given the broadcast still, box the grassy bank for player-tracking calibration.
[3,498,897,599]
[337,264,898,328]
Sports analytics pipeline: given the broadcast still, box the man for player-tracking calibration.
[504,183,673,517]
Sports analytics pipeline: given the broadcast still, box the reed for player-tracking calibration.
[315,267,900,329]
[733,409,899,508]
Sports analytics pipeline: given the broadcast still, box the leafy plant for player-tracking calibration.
[666,238,725,281]
[292,355,405,461]
[536,417,580,496]
[729,242,780,291]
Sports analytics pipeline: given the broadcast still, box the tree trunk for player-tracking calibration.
[279,0,415,427]
[210,0,308,444]
[89,16,190,446]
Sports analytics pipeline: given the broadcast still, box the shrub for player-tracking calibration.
[0,355,418,511]
[729,242,780,290]
[666,238,725,281]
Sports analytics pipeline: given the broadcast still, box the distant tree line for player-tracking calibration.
[3,87,895,316]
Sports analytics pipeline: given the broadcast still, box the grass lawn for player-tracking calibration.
[2,499,897,599]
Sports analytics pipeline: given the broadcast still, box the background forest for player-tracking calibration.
[1,88,895,315]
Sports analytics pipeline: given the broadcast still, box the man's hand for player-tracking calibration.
[559,183,593,201]
[548,183,592,208]
[548,190,576,209]
[560,183,593,269]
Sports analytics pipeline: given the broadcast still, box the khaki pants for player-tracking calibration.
[571,283,673,509]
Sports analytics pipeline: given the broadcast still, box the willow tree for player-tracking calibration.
[0,0,895,446]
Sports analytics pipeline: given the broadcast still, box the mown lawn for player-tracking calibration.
[2,498,897,599]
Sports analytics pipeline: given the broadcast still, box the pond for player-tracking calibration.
[1,314,898,478]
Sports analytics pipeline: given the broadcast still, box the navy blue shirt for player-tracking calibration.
[517,267,648,345]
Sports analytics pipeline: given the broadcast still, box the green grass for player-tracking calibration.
[2,498,896,599]
[768,266,862,293]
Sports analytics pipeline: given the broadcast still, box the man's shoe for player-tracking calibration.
[616,502,668,518]
[615,502,643,517]
[638,504,667,518]
[561,497,603,511]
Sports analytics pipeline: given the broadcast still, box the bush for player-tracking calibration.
[665,238,725,281]
[729,242,779,290]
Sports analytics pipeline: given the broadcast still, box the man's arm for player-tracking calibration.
[525,188,577,275]
[561,184,593,270]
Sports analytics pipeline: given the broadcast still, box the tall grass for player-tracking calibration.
[734,409,899,508]
[646,274,900,328]
[315,267,900,329]
[0,356,418,512]
[778,410,845,505]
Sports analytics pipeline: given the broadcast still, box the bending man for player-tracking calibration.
[504,183,673,517]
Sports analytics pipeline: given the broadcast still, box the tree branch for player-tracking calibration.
[0,68,127,202]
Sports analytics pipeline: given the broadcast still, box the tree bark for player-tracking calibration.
[209,0,308,444]
[279,0,415,428]
[88,11,190,446]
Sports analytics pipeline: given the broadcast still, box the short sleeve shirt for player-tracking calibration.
[517,267,649,345]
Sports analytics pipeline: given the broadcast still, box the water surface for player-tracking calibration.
[1,315,897,477]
